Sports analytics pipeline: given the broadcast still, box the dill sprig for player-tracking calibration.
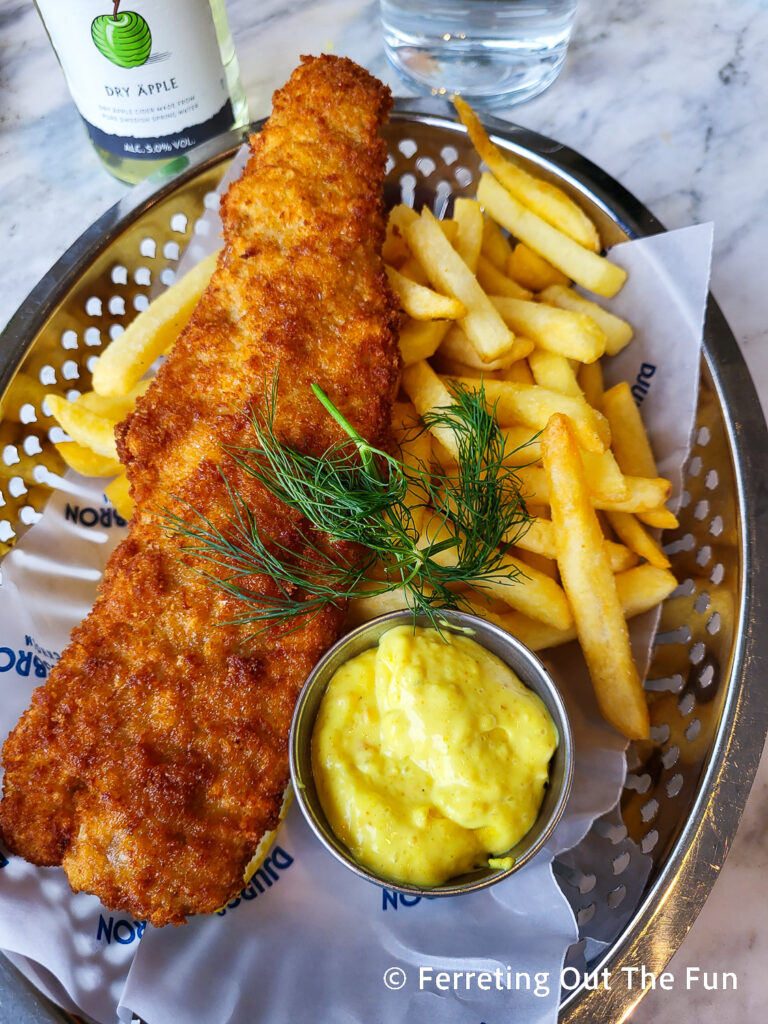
[160,375,533,634]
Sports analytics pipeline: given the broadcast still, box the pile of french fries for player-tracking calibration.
[44,99,678,740]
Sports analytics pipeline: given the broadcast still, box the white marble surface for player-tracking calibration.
[0,0,766,1021]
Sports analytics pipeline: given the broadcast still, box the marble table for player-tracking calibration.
[0,1,766,1021]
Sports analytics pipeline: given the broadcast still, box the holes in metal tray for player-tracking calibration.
[696,544,712,567]
[84,326,101,347]
[709,514,724,537]
[38,365,56,386]
[695,425,711,446]
[678,692,695,716]
[661,745,680,769]
[666,773,684,798]
[640,798,659,823]
[645,674,684,694]
[685,718,702,742]
[85,296,102,317]
[625,773,651,794]
[453,165,473,188]
[2,445,19,467]
[107,296,125,316]
[704,468,719,490]
[687,454,703,477]
[698,663,714,688]
[710,562,725,585]
[577,903,595,927]
[60,360,79,381]
[440,144,458,166]
[607,884,627,910]
[134,267,151,287]
[61,329,78,350]
[688,642,706,666]
[163,241,180,261]
[133,295,150,312]
[664,532,695,555]
[160,268,176,287]
[614,851,630,876]
[693,499,709,520]
[139,237,157,258]
[399,172,416,206]
[707,611,722,635]
[593,820,627,845]
[641,829,659,854]
[110,264,128,285]
[415,156,436,177]
[398,138,418,159]
[650,723,670,743]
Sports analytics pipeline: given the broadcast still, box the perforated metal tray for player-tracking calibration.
[1,101,766,1023]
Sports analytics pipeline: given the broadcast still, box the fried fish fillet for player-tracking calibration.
[0,55,399,926]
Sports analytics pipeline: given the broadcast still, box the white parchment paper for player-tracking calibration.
[0,209,712,1022]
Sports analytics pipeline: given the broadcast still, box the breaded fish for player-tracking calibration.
[0,55,399,926]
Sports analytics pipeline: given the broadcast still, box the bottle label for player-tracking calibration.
[37,0,232,159]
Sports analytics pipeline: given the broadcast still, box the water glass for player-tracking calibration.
[380,0,578,106]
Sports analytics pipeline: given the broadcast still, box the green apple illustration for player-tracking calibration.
[92,1,152,68]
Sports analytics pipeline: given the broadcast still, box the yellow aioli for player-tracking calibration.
[312,625,558,888]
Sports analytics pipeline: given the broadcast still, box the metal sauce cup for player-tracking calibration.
[290,609,574,896]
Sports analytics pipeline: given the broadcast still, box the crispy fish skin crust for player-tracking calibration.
[0,56,399,926]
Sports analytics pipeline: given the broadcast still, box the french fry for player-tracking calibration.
[605,510,671,569]
[438,324,533,370]
[512,517,638,573]
[602,381,657,478]
[580,449,630,503]
[104,473,134,521]
[637,507,679,530]
[405,208,517,361]
[542,413,649,739]
[451,198,483,271]
[481,216,514,270]
[55,442,122,478]
[393,403,432,535]
[500,359,535,385]
[539,285,633,356]
[528,349,583,397]
[449,377,610,453]
[491,295,606,363]
[515,463,670,512]
[397,257,430,286]
[385,266,467,320]
[432,356,503,381]
[476,255,532,300]
[92,248,219,397]
[347,583,412,626]
[578,359,604,410]
[74,380,150,422]
[602,381,677,528]
[398,318,451,366]
[507,243,570,291]
[493,563,677,652]
[401,361,461,459]
[430,542,573,631]
[454,96,600,251]
[45,394,118,460]
[478,173,627,298]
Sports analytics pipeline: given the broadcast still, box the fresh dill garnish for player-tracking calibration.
[160,375,533,634]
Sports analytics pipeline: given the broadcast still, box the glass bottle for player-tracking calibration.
[35,0,249,184]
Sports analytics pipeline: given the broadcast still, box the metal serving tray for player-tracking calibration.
[0,100,766,1023]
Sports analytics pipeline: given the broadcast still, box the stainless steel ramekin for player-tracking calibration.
[289,608,574,896]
